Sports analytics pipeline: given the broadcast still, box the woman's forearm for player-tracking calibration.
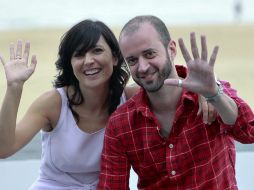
[0,84,23,151]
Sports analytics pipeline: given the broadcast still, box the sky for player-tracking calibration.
[0,0,253,30]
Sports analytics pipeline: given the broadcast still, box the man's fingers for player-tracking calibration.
[190,32,200,60]
[178,38,192,64]
[164,78,182,87]
[209,46,219,67]
[201,35,208,61]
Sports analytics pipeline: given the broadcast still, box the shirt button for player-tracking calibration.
[169,144,174,149]
[171,170,176,175]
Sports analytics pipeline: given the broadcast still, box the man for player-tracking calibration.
[97,15,254,189]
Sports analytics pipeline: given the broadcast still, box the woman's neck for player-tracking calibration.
[71,84,109,115]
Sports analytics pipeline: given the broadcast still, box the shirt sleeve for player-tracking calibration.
[218,81,254,143]
[97,118,131,190]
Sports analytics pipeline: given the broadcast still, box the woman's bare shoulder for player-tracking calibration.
[124,83,140,100]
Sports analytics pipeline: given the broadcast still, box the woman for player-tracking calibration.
[0,19,213,189]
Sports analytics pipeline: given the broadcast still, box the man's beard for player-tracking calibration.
[133,54,172,93]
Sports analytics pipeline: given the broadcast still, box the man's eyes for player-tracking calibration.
[126,58,137,66]
[126,51,156,66]
[144,51,156,58]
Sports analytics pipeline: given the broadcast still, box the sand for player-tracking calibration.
[1,152,254,190]
[0,24,254,118]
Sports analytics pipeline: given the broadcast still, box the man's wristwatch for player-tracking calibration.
[205,80,224,103]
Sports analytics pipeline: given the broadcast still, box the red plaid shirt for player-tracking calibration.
[98,66,254,190]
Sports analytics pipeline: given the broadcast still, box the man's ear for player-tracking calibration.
[167,40,177,60]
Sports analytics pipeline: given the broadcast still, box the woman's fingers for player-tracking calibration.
[10,43,15,60]
[0,53,6,66]
[3,41,33,69]
[23,42,30,62]
[198,96,209,124]
[207,102,216,124]
[15,40,22,59]
[30,55,37,70]
[199,99,217,125]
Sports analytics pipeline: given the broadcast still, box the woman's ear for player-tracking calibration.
[113,55,118,66]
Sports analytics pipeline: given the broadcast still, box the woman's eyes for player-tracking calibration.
[93,47,103,54]
[73,53,84,58]
[73,47,104,57]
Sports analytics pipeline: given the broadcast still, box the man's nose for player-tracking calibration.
[137,57,149,73]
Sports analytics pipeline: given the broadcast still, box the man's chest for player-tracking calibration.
[123,116,223,176]
[154,111,176,138]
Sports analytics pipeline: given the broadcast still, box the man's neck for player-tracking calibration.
[146,84,182,138]
[147,84,182,114]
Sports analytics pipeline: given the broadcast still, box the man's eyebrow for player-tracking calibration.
[143,48,156,53]
[125,48,156,60]
[125,56,136,60]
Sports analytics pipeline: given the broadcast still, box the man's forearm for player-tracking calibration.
[210,93,238,125]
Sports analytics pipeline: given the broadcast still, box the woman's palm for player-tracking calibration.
[0,41,37,86]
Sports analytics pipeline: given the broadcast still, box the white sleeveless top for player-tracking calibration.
[29,88,126,190]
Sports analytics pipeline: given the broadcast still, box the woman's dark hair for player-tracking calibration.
[53,19,130,122]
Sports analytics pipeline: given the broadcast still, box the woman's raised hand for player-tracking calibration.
[0,40,37,86]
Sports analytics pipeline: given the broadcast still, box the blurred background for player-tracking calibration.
[0,0,254,189]
[1,0,253,29]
